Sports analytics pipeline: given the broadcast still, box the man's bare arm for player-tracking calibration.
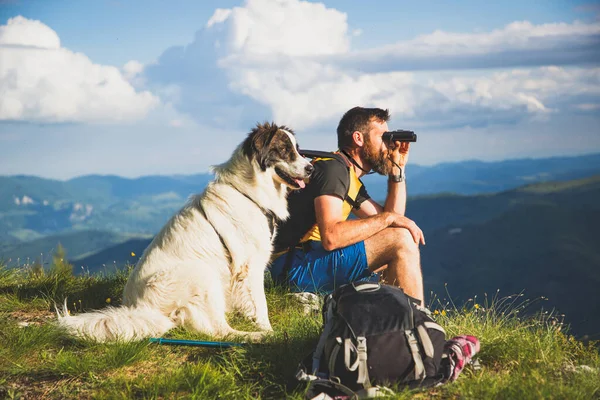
[384,175,406,215]
[384,140,410,215]
[352,171,406,219]
[315,195,424,251]
[353,199,383,218]
[353,177,406,219]
[353,141,409,218]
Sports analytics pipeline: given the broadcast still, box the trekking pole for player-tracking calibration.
[149,337,245,348]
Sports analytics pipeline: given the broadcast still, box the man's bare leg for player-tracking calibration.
[364,227,423,304]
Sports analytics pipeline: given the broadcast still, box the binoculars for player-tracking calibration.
[382,130,417,143]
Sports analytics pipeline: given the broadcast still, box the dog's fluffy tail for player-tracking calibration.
[56,299,175,342]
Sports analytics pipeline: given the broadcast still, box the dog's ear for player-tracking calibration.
[243,122,279,171]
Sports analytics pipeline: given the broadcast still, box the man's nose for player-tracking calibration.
[305,163,314,176]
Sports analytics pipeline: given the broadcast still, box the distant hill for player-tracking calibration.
[363,152,600,199]
[1,153,599,242]
[415,175,600,340]
[0,174,214,210]
[0,174,213,241]
[0,230,151,268]
[71,237,153,275]
[65,174,215,204]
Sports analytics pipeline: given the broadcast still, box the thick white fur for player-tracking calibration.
[57,130,310,342]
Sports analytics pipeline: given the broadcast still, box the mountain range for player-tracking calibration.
[0,174,214,243]
[2,152,599,247]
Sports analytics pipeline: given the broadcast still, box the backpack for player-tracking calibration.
[296,282,447,398]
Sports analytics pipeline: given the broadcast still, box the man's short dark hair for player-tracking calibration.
[336,106,390,150]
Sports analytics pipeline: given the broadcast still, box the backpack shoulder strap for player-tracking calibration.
[311,295,337,374]
[301,150,363,210]
[299,149,348,166]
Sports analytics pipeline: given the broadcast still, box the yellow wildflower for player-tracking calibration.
[106,298,111,304]
[131,252,136,257]
[441,310,447,316]
[474,304,480,309]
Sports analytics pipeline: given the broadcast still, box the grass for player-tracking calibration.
[0,262,599,399]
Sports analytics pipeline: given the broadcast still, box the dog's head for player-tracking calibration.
[242,122,313,189]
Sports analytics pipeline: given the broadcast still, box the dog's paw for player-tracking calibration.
[246,330,271,342]
[256,321,273,332]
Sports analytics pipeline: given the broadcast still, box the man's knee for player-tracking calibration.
[366,227,420,268]
[387,227,419,255]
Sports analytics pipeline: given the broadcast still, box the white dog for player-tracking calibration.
[57,123,313,342]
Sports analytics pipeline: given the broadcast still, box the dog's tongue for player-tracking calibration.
[295,178,306,189]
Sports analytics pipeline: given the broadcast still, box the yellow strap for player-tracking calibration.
[300,158,363,243]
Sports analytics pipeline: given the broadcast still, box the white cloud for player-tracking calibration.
[123,60,144,80]
[227,61,599,129]
[143,0,353,128]
[207,0,350,57]
[342,20,600,72]
[407,20,599,53]
[122,59,148,89]
[0,15,60,48]
[0,16,159,123]
[575,103,600,111]
[199,1,600,129]
[206,9,232,28]
[142,0,600,133]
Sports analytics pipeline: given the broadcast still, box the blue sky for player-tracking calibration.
[1,0,599,179]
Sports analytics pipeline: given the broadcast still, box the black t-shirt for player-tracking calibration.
[273,157,370,253]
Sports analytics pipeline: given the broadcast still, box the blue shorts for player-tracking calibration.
[270,241,379,294]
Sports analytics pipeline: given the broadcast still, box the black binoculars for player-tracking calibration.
[382,130,417,143]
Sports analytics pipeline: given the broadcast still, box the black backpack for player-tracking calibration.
[297,282,447,398]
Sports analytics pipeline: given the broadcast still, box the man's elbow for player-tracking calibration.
[321,235,338,252]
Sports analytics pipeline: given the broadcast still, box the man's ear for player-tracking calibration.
[352,131,365,147]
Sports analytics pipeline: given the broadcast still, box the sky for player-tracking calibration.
[0,0,599,179]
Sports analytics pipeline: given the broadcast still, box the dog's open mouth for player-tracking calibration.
[275,167,306,189]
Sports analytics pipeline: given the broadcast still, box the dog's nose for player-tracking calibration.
[305,163,314,176]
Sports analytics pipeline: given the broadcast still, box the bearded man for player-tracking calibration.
[270,106,426,305]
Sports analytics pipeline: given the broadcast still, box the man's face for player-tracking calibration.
[361,119,392,175]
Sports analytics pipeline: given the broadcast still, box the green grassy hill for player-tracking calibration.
[0,264,598,399]
[0,230,151,269]
[415,176,600,340]
[407,175,600,233]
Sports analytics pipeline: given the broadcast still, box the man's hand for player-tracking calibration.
[388,141,410,168]
[387,213,425,245]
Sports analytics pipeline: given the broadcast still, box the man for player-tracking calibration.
[270,107,426,304]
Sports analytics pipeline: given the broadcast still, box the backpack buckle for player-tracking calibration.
[351,282,380,292]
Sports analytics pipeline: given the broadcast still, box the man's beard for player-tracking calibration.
[361,138,392,175]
